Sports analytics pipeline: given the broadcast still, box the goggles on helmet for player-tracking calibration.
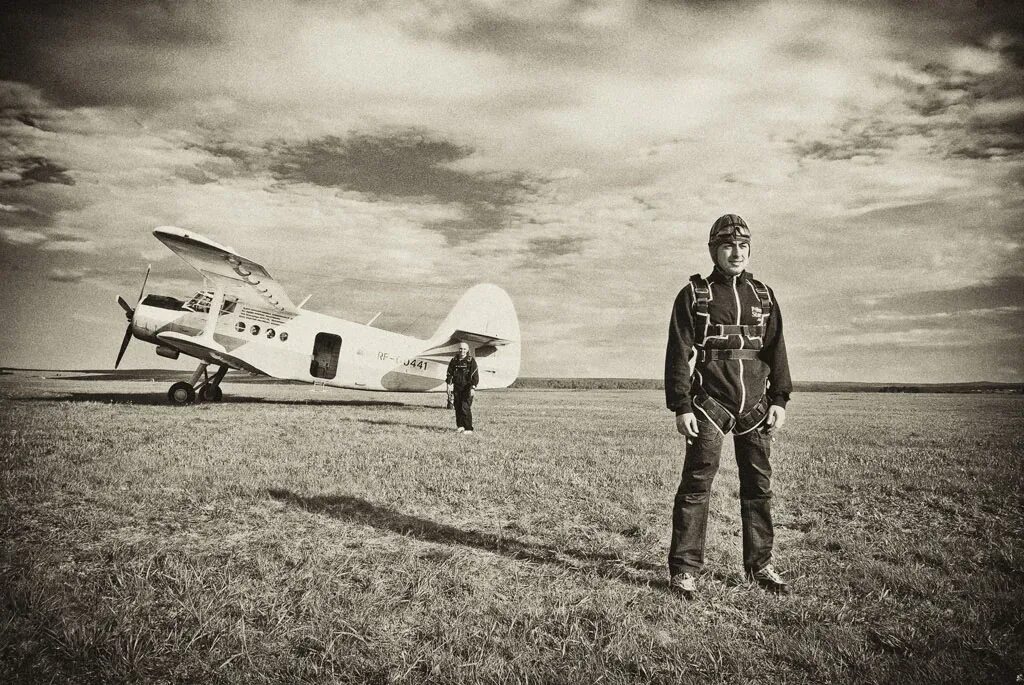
[708,222,749,242]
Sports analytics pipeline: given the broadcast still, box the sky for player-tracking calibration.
[1,0,1022,382]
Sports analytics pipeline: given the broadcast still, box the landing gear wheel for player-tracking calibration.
[168,381,196,406]
[200,384,223,402]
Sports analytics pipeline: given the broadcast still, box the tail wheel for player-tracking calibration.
[200,384,223,402]
[168,381,196,406]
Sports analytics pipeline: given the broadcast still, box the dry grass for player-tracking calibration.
[1,373,1022,683]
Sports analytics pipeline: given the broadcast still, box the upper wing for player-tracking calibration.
[153,226,298,314]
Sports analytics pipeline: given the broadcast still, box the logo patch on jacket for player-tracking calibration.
[751,306,762,319]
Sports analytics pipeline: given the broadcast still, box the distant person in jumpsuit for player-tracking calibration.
[446,342,479,434]
[664,214,793,598]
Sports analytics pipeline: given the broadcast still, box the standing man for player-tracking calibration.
[446,342,479,434]
[664,214,793,599]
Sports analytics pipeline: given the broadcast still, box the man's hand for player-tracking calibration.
[469,387,475,397]
[676,412,699,438]
[766,405,786,434]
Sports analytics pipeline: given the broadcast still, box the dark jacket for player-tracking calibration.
[665,268,791,416]
[446,355,479,390]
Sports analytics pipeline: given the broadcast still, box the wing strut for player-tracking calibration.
[201,285,226,342]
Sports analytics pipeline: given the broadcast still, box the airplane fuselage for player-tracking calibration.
[131,294,499,391]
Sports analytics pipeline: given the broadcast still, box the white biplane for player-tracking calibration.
[115,227,521,405]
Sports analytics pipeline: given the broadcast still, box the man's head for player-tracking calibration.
[708,213,751,276]
[457,342,469,358]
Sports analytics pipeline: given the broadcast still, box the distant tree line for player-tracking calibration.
[511,378,1024,393]
[510,378,662,390]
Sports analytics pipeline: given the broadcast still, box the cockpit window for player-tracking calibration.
[184,291,238,314]
[141,294,186,310]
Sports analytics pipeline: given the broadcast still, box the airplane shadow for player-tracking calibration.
[267,489,664,589]
[13,392,431,409]
[340,417,453,432]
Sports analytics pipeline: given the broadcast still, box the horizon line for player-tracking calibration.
[1,367,1021,387]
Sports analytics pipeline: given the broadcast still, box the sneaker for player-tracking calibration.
[464,430,474,435]
[457,427,465,433]
[747,565,790,594]
[669,572,697,599]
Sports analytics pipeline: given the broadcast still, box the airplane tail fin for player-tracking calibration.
[421,284,521,389]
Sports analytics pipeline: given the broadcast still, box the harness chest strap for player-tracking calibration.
[698,348,762,362]
[708,324,763,337]
[688,273,773,347]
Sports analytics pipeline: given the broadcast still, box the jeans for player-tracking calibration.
[668,413,774,576]
[453,387,474,430]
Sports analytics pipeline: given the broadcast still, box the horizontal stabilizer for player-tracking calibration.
[420,329,513,356]
[452,329,514,347]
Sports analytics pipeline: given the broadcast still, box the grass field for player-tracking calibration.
[2,373,1022,683]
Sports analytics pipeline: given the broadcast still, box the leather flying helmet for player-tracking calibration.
[708,214,750,247]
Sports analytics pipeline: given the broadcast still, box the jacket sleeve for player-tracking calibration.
[445,358,455,384]
[665,286,695,414]
[470,358,479,387]
[761,287,792,408]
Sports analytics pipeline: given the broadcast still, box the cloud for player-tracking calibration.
[796,327,1024,353]
[391,0,629,63]
[271,133,523,201]
[201,131,535,244]
[173,165,218,185]
[0,202,49,228]
[789,277,1024,379]
[1,227,46,244]
[780,16,1024,165]
[0,156,74,187]
[0,185,77,230]
[0,1,225,107]
[41,238,97,254]
[849,308,1024,343]
[792,123,896,162]
[526,235,584,259]
[0,224,96,252]
[0,80,58,130]
[950,46,1006,75]
[47,268,86,283]
[871,276,1024,314]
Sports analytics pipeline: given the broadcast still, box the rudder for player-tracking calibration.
[428,284,521,389]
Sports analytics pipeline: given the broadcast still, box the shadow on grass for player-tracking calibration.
[13,392,433,409]
[268,489,664,589]
[345,418,453,432]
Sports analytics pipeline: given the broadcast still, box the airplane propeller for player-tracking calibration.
[115,265,151,369]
